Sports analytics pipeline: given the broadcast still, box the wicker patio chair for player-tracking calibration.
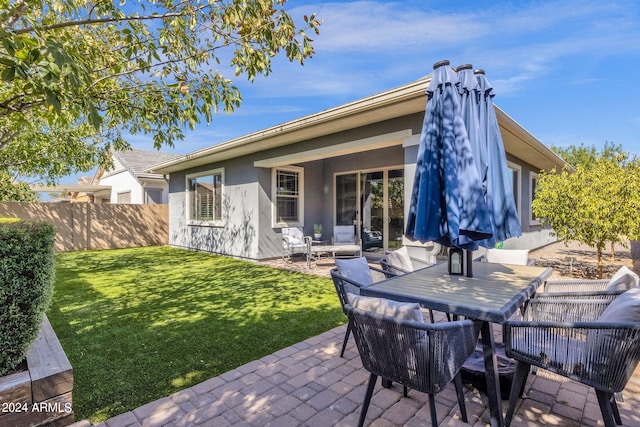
[380,247,440,323]
[380,245,438,275]
[330,257,395,358]
[544,266,639,293]
[504,292,640,427]
[345,303,481,427]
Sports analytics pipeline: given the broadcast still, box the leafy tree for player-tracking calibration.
[0,0,320,200]
[533,146,640,278]
[551,141,626,169]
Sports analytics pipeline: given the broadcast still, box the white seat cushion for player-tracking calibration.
[606,266,640,291]
[598,287,640,322]
[589,287,640,374]
[386,246,414,273]
[485,249,530,266]
[336,257,373,286]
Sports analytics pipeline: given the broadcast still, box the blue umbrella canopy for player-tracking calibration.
[475,70,522,243]
[405,61,493,250]
[456,64,486,193]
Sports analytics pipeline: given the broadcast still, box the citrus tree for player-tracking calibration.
[0,0,320,200]
[533,148,640,278]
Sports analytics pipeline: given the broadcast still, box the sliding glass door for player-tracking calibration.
[335,168,404,254]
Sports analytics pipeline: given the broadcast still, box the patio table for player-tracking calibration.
[360,261,552,427]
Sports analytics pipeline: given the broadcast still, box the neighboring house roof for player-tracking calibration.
[100,149,181,183]
[148,75,567,174]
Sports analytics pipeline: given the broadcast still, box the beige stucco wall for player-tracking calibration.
[0,202,168,252]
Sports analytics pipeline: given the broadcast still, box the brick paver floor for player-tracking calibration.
[69,318,640,427]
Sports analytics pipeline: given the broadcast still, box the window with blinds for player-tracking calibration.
[187,169,223,223]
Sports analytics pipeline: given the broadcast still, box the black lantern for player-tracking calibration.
[448,247,464,275]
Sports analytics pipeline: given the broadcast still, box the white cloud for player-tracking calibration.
[304,1,486,53]
[281,0,640,98]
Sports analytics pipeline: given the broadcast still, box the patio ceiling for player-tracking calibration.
[253,129,412,168]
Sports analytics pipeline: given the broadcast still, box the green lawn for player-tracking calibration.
[48,246,344,423]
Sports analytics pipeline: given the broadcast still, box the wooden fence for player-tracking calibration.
[0,202,168,252]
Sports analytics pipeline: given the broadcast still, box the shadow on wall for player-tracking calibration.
[175,191,257,260]
[0,202,168,251]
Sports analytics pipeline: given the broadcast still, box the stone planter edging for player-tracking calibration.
[0,314,74,426]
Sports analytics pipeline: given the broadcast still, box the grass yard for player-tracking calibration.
[48,246,344,423]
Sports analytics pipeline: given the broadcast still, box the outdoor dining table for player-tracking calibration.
[360,260,552,427]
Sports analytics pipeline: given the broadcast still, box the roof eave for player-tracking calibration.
[149,77,432,174]
[149,75,568,175]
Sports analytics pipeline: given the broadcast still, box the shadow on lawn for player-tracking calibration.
[49,247,344,423]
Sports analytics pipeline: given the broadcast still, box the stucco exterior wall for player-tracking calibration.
[168,158,262,259]
[166,111,556,260]
[99,171,143,203]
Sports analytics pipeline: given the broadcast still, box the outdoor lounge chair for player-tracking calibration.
[543,265,640,293]
[331,225,362,258]
[345,302,481,427]
[330,257,395,358]
[504,288,640,427]
[281,227,310,262]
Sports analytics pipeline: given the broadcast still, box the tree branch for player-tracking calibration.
[11,6,209,35]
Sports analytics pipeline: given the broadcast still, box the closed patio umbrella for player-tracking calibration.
[456,64,486,194]
[475,69,522,244]
[405,60,493,256]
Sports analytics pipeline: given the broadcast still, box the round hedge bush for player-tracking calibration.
[0,220,56,375]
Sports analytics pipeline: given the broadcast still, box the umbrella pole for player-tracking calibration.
[465,249,473,277]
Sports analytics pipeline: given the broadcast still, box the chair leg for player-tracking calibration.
[595,390,618,427]
[340,321,352,358]
[428,393,438,427]
[358,373,378,427]
[610,395,622,425]
[453,372,468,423]
[505,362,530,427]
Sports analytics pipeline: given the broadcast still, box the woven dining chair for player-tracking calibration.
[330,257,395,358]
[543,266,639,293]
[504,293,640,427]
[345,303,481,427]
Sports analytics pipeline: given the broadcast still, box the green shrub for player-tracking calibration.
[0,220,56,375]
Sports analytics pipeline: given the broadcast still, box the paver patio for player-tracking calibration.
[68,315,640,427]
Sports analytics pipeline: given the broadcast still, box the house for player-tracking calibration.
[149,75,567,261]
[91,149,180,204]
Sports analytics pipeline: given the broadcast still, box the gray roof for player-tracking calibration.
[112,149,181,180]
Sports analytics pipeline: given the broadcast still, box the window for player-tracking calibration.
[187,169,224,224]
[117,191,131,204]
[273,166,304,226]
[529,172,540,225]
[144,188,163,204]
[507,162,521,215]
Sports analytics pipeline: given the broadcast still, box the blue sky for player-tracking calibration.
[62,0,640,182]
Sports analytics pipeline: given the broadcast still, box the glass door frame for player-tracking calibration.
[334,165,404,254]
